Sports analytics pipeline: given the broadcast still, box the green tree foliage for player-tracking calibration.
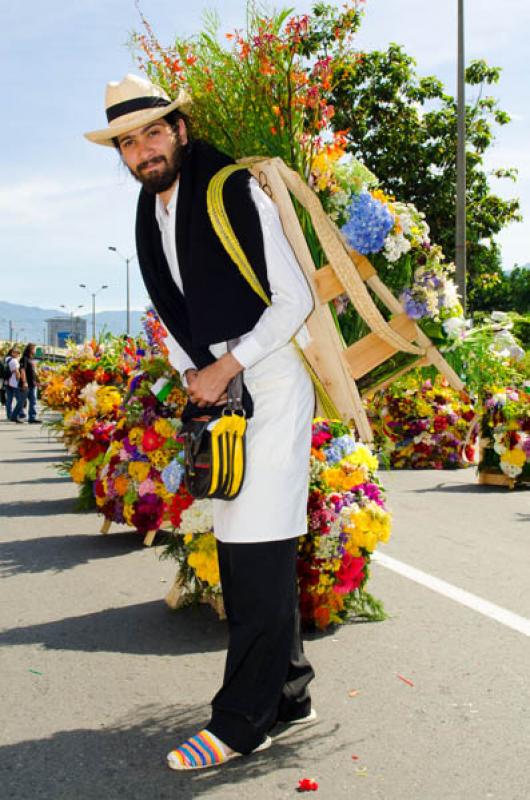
[329,44,522,310]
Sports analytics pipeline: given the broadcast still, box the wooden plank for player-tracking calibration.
[478,470,516,489]
[343,313,418,380]
[350,251,377,281]
[143,529,157,547]
[312,265,345,304]
[100,518,111,535]
[361,356,429,398]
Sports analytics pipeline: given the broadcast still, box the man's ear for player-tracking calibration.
[177,117,188,145]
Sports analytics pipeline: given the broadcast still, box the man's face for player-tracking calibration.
[118,119,187,194]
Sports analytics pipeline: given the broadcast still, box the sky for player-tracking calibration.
[1,0,529,327]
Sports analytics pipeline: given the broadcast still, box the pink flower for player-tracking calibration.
[139,478,156,496]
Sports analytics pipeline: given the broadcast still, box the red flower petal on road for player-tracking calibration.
[298,778,319,791]
[397,673,414,687]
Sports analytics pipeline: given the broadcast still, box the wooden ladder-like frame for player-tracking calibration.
[247,156,464,443]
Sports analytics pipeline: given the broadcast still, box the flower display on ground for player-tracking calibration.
[366,372,478,469]
[94,357,188,533]
[164,418,391,629]
[479,384,530,483]
[298,418,391,629]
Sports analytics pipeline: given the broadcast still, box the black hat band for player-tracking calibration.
[106,96,170,123]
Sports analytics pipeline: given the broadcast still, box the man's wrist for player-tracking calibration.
[220,352,243,380]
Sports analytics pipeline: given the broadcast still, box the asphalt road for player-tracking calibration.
[0,419,529,800]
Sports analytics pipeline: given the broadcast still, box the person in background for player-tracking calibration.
[6,346,25,423]
[20,343,41,424]
[2,347,14,418]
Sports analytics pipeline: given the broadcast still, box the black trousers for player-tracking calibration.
[208,537,315,754]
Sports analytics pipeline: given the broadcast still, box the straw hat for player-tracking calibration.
[84,73,192,147]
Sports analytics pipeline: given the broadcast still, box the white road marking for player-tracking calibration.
[372,551,530,637]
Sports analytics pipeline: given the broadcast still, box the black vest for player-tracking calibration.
[135,140,271,372]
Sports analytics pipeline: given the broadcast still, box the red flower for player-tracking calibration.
[298,778,319,791]
[433,415,448,432]
[334,553,365,595]
[142,428,165,451]
[311,430,332,448]
[168,486,194,527]
[465,444,475,462]
[79,440,105,462]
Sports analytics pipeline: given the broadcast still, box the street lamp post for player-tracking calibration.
[108,247,137,335]
[456,0,467,312]
[79,284,108,340]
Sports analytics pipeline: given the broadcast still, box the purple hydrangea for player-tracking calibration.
[341,191,394,254]
[400,290,429,319]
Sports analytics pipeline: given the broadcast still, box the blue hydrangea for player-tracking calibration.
[161,458,185,493]
[323,434,359,464]
[341,191,394,254]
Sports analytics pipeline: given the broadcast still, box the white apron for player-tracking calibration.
[211,340,315,543]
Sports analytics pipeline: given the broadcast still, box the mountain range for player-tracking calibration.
[0,301,146,344]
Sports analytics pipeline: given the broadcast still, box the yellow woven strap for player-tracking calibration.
[207,163,341,420]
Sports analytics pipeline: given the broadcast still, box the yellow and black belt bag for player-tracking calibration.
[181,344,247,501]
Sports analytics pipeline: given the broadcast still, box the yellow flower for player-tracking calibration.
[96,387,121,415]
[187,547,220,587]
[155,484,173,503]
[128,461,151,483]
[322,466,365,491]
[70,459,87,483]
[148,449,172,469]
[501,448,526,468]
[371,188,395,205]
[154,418,175,438]
[107,441,122,459]
[128,427,144,446]
[343,506,392,553]
[123,504,135,527]
[341,446,378,472]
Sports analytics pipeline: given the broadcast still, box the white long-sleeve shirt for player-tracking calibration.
[154,177,313,376]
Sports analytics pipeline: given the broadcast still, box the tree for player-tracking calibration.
[329,45,522,311]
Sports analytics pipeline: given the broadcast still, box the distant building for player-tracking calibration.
[46,316,87,347]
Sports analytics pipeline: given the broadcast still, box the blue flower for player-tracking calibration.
[341,191,394,254]
[323,434,359,464]
[161,458,185,493]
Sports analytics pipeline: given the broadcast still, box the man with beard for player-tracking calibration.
[85,74,317,770]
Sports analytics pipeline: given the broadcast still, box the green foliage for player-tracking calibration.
[75,480,97,512]
[442,316,529,398]
[329,45,522,305]
[507,266,530,314]
[132,2,364,174]
[470,263,530,315]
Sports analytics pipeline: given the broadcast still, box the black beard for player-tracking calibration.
[130,139,186,194]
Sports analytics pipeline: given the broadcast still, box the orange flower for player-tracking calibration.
[114,475,129,496]
[314,605,330,629]
[311,448,326,462]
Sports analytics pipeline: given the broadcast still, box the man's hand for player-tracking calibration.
[186,353,242,407]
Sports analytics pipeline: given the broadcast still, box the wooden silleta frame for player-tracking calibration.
[245,156,464,444]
